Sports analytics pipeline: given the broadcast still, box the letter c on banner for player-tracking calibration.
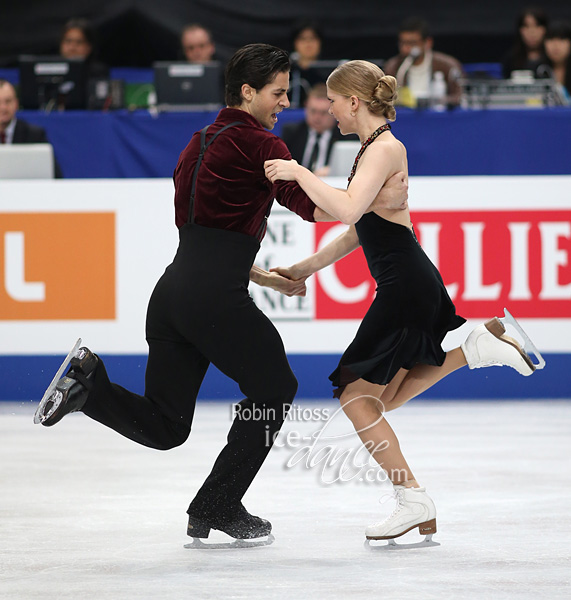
[316,224,370,303]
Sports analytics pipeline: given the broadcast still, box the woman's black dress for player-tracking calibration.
[329,125,465,397]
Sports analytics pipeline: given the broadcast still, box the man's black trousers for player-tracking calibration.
[82,224,298,520]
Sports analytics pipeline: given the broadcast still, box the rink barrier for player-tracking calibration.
[1,177,570,402]
[1,353,569,402]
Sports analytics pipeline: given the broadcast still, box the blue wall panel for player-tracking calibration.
[2,353,568,403]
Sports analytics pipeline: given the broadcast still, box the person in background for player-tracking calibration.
[289,21,325,108]
[383,17,464,108]
[178,23,223,103]
[544,21,571,100]
[59,18,109,78]
[0,80,63,177]
[180,24,217,64]
[280,83,357,176]
[502,7,549,79]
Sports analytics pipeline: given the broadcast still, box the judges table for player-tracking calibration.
[16,107,571,178]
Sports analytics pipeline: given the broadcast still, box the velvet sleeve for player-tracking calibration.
[260,135,316,223]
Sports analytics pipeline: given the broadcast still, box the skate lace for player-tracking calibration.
[378,487,405,521]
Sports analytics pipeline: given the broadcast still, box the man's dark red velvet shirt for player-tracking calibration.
[173,108,316,238]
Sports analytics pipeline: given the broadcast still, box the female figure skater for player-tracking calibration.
[264,60,543,545]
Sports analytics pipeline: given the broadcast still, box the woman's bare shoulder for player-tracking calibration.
[362,134,406,168]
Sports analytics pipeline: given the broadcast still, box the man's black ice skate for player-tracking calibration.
[34,343,98,427]
[185,503,274,549]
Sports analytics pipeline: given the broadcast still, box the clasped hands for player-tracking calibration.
[263,267,309,297]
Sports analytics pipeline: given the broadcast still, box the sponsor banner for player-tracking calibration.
[0,212,115,320]
[0,179,178,354]
[311,210,571,320]
[0,177,570,358]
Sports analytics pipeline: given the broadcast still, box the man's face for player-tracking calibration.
[398,31,431,61]
[182,28,215,63]
[0,84,18,128]
[60,27,92,59]
[305,95,335,134]
[248,71,290,130]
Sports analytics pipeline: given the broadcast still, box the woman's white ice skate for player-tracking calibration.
[461,308,545,376]
[364,486,440,550]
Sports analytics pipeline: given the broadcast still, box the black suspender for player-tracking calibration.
[187,121,246,225]
[187,120,274,243]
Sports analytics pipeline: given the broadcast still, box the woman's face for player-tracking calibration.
[545,37,571,64]
[294,28,321,62]
[326,88,354,135]
[60,27,92,59]
[520,15,546,51]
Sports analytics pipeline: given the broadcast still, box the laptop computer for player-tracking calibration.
[328,141,360,178]
[0,144,55,179]
[153,61,224,111]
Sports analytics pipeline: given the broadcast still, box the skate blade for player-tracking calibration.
[34,338,82,425]
[184,533,275,550]
[364,534,440,551]
[500,308,546,371]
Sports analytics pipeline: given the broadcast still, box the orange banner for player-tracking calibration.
[0,213,115,320]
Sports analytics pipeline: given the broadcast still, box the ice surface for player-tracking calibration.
[1,399,570,599]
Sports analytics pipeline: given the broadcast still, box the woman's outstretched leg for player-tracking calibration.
[381,347,467,412]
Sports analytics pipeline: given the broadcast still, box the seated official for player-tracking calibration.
[280,83,357,177]
[502,7,549,80]
[289,21,325,108]
[383,17,464,107]
[180,23,217,63]
[59,17,109,78]
[0,80,63,177]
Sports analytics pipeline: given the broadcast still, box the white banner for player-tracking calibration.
[0,176,570,355]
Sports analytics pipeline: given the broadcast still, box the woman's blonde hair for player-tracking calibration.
[326,60,398,121]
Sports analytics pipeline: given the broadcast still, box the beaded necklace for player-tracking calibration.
[347,123,391,185]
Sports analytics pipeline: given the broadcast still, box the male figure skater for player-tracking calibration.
[35,44,408,544]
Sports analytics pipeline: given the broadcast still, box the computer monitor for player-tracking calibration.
[153,61,223,111]
[18,55,88,110]
[0,144,55,179]
[328,141,360,178]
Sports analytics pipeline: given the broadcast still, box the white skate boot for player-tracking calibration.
[364,486,439,550]
[461,308,545,376]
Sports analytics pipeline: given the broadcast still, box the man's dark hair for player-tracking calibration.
[399,17,431,40]
[224,43,290,106]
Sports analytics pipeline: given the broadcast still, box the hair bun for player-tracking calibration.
[374,76,398,104]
